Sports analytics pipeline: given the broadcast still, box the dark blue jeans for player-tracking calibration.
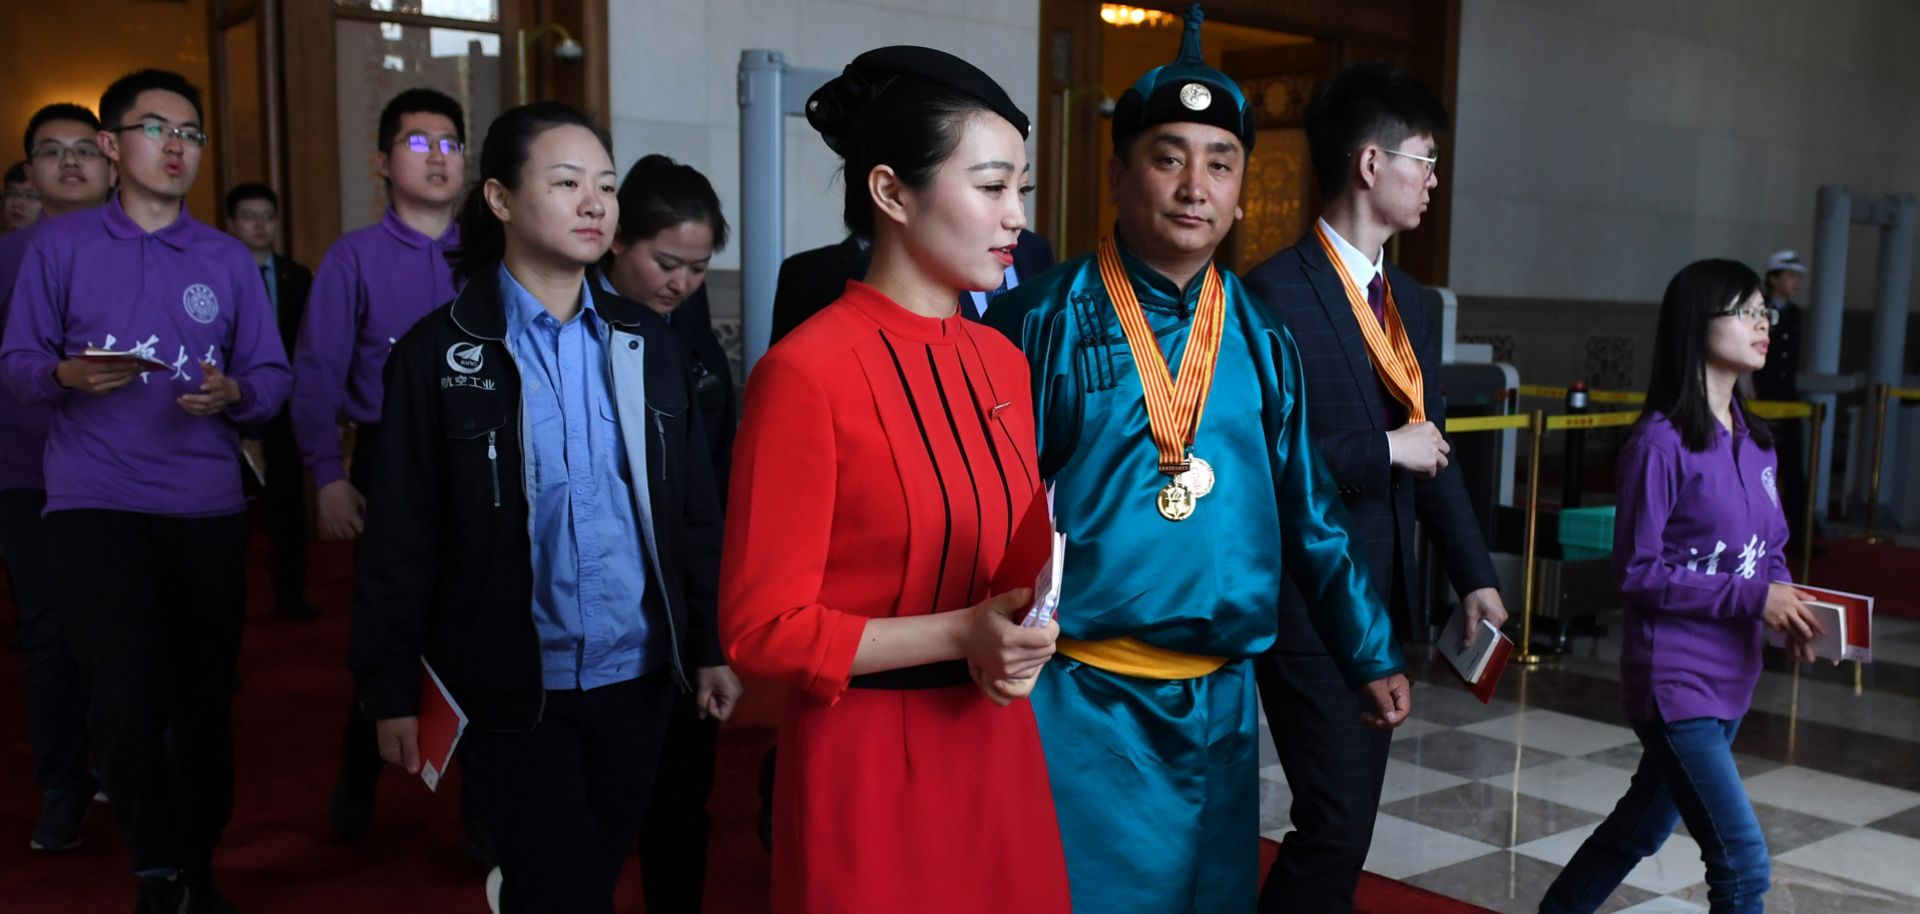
[1541,716,1769,913]
[0,487,93,798]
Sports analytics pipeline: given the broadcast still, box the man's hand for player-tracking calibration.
[695,665,744,722]
[1358,673,1412,730]
[316,479,367,539]
[1459,588,1509,648]
[375,716,421,774]
[54,358,141,395]
[1386,421,1450,478]
[178,361,242,416]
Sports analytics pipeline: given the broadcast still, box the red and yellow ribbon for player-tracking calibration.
[1096,235,1227,477]
[1313,222,1426,422]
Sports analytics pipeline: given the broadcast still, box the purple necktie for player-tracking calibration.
[1367,273,1387,328]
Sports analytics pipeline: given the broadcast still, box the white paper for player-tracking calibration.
[1022,531,1066,628]
[1437,612,1503,684]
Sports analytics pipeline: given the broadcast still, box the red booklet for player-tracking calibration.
[1437,612,1514,704]
[1767,583,1872,662]
[416,659,468,792]
[71,347,170,373]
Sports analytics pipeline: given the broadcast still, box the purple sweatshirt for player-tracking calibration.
[0,196,292,517]
[0,222,52,491]
[291,208,458,487]
[1615,408,1791,723]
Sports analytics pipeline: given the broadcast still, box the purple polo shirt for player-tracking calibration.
[1615,409,1791,723]
[291,208,458,487]
[0,196,292,518]
[0,221,52,491]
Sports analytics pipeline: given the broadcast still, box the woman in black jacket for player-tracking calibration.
[597,153,742,914]
[348,102,723,914]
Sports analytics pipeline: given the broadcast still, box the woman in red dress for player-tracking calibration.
[720,47,1071,913]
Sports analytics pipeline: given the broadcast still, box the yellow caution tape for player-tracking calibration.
[1546,410,1642,431]
[1445,414,1534,434]
[1890,387,1920,401]
[1587,389,1647,405]
[1517,384,1567,399]
[1747,400,1814,420]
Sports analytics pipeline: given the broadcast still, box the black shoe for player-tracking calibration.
[276,601,320,620]
[182,870,237,914]
[134,875,189,914]
[29,788,86,851]
[328,768,375,841]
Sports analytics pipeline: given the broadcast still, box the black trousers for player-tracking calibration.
[1255,642,1393,914]
[639,691,720,913]
[339,424,385,793]
[44,508,249,874]
[461,672,675,914]
[1,488,92,797]
[262,413,309,610]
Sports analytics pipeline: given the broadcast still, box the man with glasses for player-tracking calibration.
[1241,61,1506,913]
[1,69,290,913]
[225,182,317,621]
[288,86,476,850]
[5,161,40,231]
[0,101,116,856]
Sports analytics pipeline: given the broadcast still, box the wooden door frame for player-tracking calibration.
[1035,0,1459,284]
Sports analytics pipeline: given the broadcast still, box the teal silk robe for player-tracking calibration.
[985,239,1402,914]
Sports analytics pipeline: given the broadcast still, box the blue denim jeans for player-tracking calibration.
[1540,716,1769,914]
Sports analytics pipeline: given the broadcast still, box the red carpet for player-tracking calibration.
[2,528,1486,913]
[1809,537,1920,620]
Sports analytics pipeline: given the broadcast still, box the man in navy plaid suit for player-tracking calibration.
[1242,61,1507,914]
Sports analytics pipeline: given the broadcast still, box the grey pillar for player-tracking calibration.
[1802,185,1851,517]
[1867,194,1916,511]
[737,50,787,377]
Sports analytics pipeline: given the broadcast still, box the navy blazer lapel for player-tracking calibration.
[1298,235,1388,430]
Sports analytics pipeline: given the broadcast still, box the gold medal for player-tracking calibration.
[1096,236,1226,523]
[1180,454,1215,498]
[1157,479,1196,521]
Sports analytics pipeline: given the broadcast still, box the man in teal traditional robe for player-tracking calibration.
[984,6,1413,912]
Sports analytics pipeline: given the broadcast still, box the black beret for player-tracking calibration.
[806,46,1029,156]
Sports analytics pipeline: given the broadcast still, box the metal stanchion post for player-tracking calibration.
[1802,401,1824,582]
[1516,409,1549,666]
[1561,382,1588,508]
[1864,384,1889,544]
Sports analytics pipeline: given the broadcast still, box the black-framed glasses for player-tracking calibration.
[1715,304,1781,324]
[398,134,464,156]
[4,186,40,202]
[111,122,210,148]
[31,140,106,163]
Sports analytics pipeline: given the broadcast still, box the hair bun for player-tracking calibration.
[804,66,880,157]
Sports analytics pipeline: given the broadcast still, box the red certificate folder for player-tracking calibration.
[1437,612,1514,704]
[1766,583,1873,663]
[71,348,170,373]
[416,659,468,792]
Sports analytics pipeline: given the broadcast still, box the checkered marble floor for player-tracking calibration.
[1256,614,1920,913]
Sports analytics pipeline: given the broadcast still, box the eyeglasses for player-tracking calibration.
[111,122,210,148]
[398,134,464,156]
[4,187,40,202]
[1715,304,1781,325]
[31,140,106,163]
[1381,147,1439,177]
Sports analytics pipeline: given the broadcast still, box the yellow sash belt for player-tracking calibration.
[1057,636,1228,680]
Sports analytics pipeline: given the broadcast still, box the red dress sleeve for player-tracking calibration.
[720,351,869,704]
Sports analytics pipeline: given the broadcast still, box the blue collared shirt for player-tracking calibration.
[499,264,660,689]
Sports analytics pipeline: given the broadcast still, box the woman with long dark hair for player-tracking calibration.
[719,47,1070,913]
[349,102,723,914]
[1539,259,1823,914]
